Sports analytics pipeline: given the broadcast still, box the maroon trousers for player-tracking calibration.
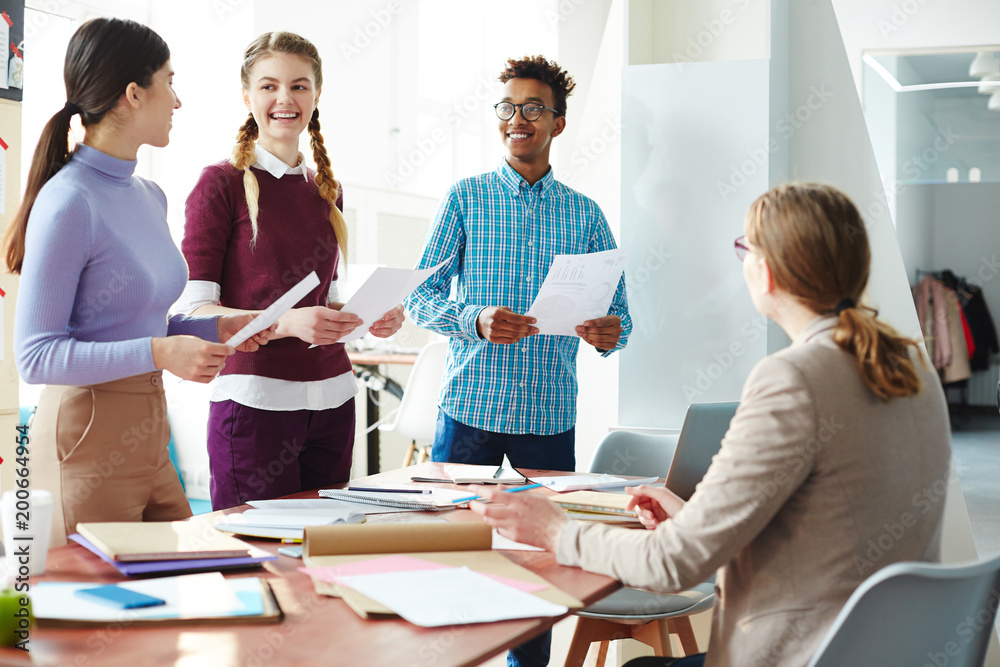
[206,398,355,510]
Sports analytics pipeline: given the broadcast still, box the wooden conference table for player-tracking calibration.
[2,463,621,667]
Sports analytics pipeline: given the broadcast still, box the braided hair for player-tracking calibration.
[233,32,347,255]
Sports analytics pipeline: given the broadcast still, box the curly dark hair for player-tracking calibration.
[498,55,576,117]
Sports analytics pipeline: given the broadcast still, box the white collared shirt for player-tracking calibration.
[173,146,356,411]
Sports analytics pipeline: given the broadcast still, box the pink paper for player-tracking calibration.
[300,555,547,593]
[301,554,446,584]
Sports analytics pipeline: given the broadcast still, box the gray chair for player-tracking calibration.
[564,431,715,667]
[806,551,1000,667]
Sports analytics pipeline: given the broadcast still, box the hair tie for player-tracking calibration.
[834,298,856,315]
[63,101,81,116]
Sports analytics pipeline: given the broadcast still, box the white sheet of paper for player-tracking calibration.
[526,248,626,336]
[225,271,319,349]
[32,572,243,622]
[220,508,362,527]
[247,498,417,515]
[336,259,450,343]
[531,475,661,493]
[338,566,567,627]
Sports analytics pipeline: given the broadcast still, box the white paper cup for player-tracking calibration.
[1,490,54,576]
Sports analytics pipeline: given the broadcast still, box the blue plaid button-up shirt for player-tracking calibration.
[406,159,632,435]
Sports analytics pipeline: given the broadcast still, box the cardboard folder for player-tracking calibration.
[302,522,582,618]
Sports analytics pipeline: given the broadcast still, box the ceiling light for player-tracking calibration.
[978,73,1000,95]
[970,51,1000,78]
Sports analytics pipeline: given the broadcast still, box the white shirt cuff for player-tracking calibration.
[172,280,221,315]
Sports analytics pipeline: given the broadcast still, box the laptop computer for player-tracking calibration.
[665,402,740,501]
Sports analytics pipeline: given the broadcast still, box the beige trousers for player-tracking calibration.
[31,371,192,547]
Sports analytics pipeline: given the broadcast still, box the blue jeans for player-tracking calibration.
[432,410,575,667]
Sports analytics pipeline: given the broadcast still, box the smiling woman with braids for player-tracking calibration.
[176,32,404,509]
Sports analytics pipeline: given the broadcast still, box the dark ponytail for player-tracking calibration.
[3,18,169,273]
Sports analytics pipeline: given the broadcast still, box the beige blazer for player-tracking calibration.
[558,316,951,667]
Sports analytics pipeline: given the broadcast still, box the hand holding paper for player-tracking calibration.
[217,313,276,352]
[225,272,320,349]
[279,305,362,346]
[336,260,450,343]
[367,304,405,338]
[476,306,537,344]
[575,314,623,350]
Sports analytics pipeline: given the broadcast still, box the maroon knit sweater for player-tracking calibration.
[182,161,352,382]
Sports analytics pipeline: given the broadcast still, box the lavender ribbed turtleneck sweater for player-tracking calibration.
[15,144,218,386]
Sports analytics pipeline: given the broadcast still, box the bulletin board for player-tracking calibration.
[0,0,24,103]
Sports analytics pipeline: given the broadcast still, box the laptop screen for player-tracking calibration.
[665,402,739,501]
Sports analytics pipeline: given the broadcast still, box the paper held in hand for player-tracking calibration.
[225,271,320,349]
[336,258,451,343]
[525,248,626,336]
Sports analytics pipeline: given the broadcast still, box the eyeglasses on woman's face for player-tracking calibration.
[734,235,752,262]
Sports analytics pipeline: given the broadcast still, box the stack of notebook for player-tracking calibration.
[550,491,643,525]
[214,507,366,540]
[69,521,277,576]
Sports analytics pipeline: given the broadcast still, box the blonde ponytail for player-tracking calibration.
[832,305,923,401]
[307,109,348,259]
[230,113,262,249]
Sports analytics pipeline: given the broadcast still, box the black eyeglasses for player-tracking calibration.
[734,236,751,262]
[494,102,559,122]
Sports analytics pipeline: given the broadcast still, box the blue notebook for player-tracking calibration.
[70,533,276,577]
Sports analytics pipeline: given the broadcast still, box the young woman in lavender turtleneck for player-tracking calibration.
[3,18,274,546]
[176,32,404,510]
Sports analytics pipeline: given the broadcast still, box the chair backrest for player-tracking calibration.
[807,552,1000,667]
[589,430,680,477]
[379,341,448,444]
[665,401,739,501]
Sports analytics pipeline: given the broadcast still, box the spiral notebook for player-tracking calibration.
[318,488,471,511]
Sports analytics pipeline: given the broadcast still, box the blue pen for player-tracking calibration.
[453,482,544,505]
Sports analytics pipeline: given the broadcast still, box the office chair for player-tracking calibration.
[564,431,715,667]
[378,341,447,467]
[806,551,1000,667]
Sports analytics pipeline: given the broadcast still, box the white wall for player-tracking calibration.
[929,183,1000,319]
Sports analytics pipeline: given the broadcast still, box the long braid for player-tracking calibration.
[230,113,262,249]
[307,108,348,259]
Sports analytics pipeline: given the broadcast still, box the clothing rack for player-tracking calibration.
[914,268,977,300]
[914,269,976,422]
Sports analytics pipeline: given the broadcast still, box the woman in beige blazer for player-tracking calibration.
[472,183,952,667]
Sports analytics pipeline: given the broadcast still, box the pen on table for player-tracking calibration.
[346,487,431,494]
[454,482,544,505]
[492,464,504,480]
